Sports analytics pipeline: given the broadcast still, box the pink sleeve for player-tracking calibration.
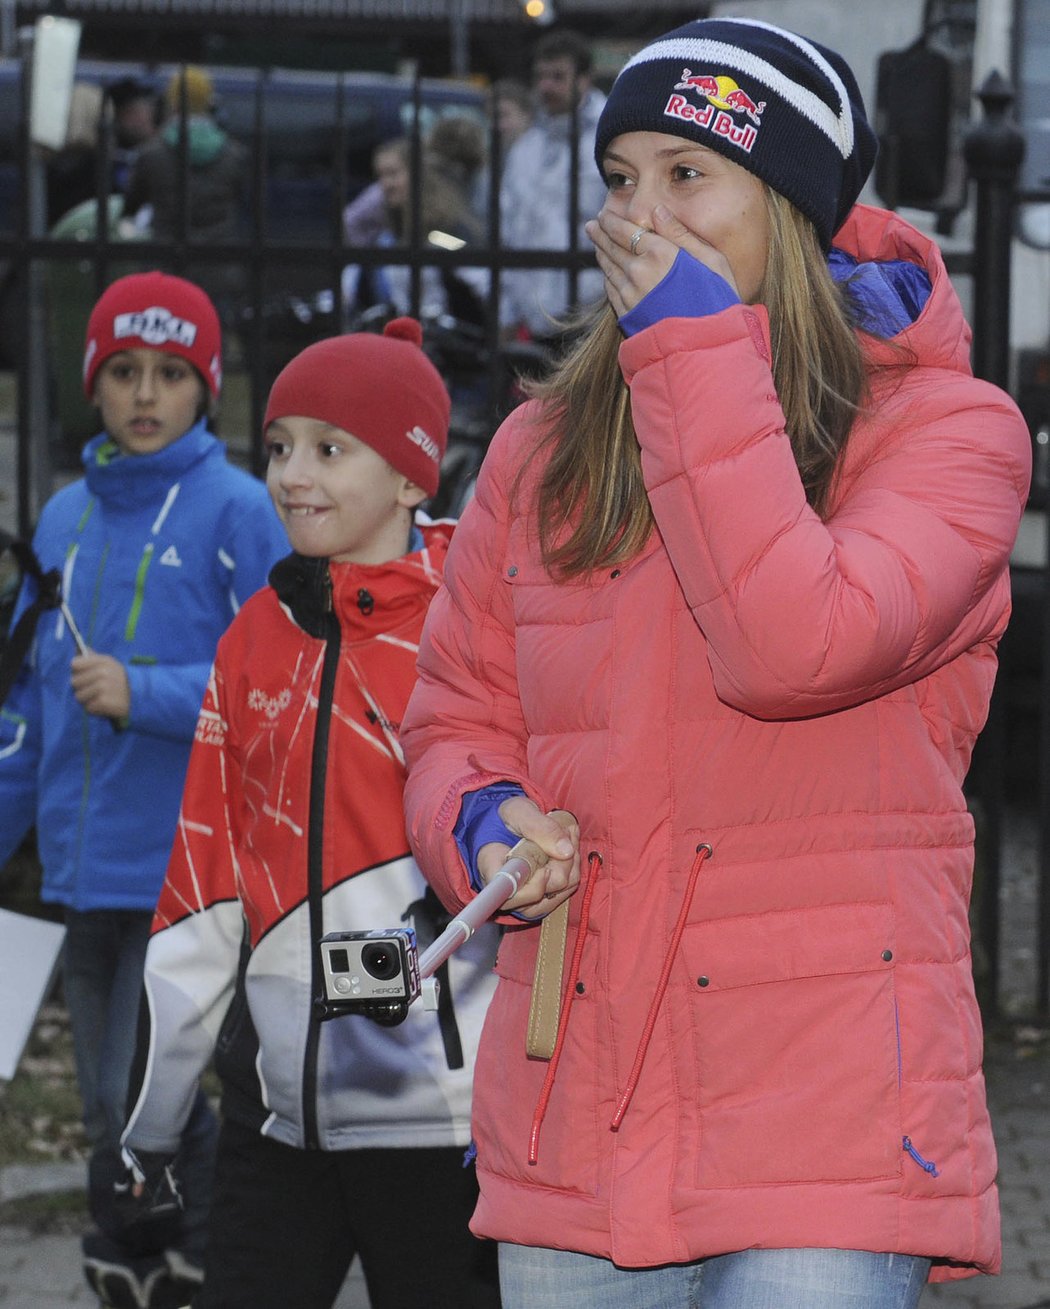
[402,409,554,913]
[622,309,1032,719]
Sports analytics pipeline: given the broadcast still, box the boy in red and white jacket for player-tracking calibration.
[120,319,500,1309]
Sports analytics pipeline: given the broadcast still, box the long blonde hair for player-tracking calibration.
[525,189,870,579]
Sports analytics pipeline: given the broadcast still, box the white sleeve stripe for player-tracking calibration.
[0,720,26,759]
[151,484,181,536]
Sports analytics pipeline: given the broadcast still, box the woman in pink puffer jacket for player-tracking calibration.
[402,17,1031,1309]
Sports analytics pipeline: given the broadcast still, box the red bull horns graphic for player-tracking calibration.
[668,69,766,154]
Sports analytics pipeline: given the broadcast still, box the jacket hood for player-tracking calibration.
[833,204,971,374]
[81,418,220,507]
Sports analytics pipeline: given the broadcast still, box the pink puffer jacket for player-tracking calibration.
[402,205,1031,1282]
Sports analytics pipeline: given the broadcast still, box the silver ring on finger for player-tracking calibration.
[629,227,647,256]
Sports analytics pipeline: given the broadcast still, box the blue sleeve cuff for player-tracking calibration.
[619,248,741,337]
[454,783,527,892]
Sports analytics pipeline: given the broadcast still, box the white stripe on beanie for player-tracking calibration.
[617,26,855,160]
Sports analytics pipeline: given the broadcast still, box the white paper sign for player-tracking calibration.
[0,907,65,1080]
[28,16,82,151]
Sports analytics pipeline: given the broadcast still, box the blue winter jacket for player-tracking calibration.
[0,420,288,911]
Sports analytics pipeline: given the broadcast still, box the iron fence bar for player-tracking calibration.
[483,82,502,423]
[567,83,579,312]
[173,62,190,276]
[332,69,349,313]
[409,69,423,316]
[0,232,599,270]
[13,29,31,539]
[247,65,268,475]
[90,96,112,294]
[1020,181,1050,1016]
[962,71,1026,1018]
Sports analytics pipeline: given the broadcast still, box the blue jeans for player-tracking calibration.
[62,908,218,1262]
[498,1244,931,1309]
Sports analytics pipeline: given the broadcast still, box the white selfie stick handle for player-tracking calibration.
[416,811,575,980]
[417,858,528,979]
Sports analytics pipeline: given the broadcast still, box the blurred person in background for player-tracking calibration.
[123,67,247,315]
[106,77,159,196]
[46,82,106,227]
[0,272,287,1309]
[489,78,533,159]
[498,30,606,346]
[118,320,501,1309]
[342,137,486,328]
[427,112,489,229]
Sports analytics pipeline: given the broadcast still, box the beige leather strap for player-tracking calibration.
[497,809,576,1061]
[526,898,569,1060]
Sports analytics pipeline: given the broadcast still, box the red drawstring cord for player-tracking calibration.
[610,842,712,1131]
[527,850,603,1166]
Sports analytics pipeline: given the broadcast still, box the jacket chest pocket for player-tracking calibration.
[681,900,901,1188]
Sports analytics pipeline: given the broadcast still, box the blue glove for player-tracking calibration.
[619,248,740,337]
[454,783,526,892]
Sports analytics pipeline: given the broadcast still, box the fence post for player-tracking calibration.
[962,71,1025,1018]
[964,71,1024,388]
[18,25,56,536]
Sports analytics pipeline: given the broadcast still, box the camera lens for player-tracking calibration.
[361,942,401,981]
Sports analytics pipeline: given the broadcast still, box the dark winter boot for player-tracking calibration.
[82,1230,197,1308]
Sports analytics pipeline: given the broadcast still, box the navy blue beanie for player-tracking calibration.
[594,17,878,249]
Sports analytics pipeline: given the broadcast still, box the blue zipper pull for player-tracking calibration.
[903,1136,940,1177]
[462,1140,478,1168]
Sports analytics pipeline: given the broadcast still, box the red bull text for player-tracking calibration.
[663,94,760,153]
[666,68,766,154]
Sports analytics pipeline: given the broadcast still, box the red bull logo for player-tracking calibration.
[667,69,766,154]
[673,71,721,99]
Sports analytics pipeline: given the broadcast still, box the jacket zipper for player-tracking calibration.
[124,542,154,641]
[72,539,108,891]
[302,592,341,1150]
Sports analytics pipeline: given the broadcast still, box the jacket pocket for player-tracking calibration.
[683,900,900,1188]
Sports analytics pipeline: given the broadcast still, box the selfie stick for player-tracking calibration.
[58,598,90,656]
[416,810,576,980]
[57,595,124,732]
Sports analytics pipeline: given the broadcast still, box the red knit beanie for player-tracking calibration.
[263,318,450,497]
[83,272,222,400]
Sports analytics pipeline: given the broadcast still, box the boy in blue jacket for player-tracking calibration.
[0,271,288,1308]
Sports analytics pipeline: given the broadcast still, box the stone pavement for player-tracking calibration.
[0,1174,372,1307]
[1,1027,1047,1308]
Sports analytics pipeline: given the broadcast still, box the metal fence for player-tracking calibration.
[2,43,1048,1018]
[1,52,601,532]
[952,74,1050,1021]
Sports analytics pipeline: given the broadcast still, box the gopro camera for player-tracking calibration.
[319,928,421,1026]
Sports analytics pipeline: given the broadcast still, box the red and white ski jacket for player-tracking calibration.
[124,520,498,1154]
